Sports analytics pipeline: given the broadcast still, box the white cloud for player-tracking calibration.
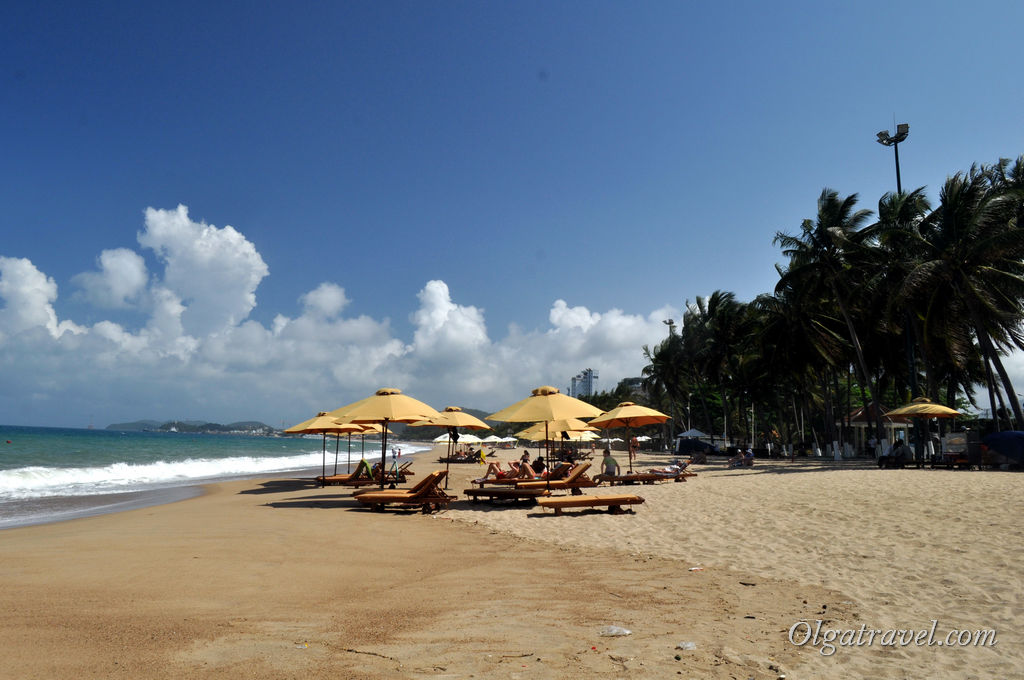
[71,248,148,308]
[0,217,682,425]
[300,282,349,318]
[411,280,488,357]
[549,299,600,331]
[0,256,84,341]
[6,204,1022,430]
[137,205,268,337]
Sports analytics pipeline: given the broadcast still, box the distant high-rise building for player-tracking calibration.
[619,377,645,397]
[569,368,598,398]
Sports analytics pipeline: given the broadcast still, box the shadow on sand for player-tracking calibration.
[237,478,321,495]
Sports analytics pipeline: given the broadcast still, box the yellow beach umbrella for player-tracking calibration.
[349,421,392,467]
[284,412,365,482]
[884,397,960,463]
[589,401,670,472]
[488,386,604,422]
[284,412,345,434]
[410,406,490,488]
[885,397,961,418]
[514,418,597,440]
[329,388,440,489]
[514,424,594,441]
[488,386,603,464]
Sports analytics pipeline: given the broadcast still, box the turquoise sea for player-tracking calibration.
[0,425,428,529]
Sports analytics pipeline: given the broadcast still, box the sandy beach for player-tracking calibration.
[0,444,1019,679]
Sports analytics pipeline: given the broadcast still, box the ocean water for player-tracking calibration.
[0,425,428,528]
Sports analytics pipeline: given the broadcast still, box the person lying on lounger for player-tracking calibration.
[475,461,518,481]
[650,459,689,475]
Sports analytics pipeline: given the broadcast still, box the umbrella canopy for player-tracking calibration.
[488,386,604,466]
[355,422,393,435]
[589,401,670,429]
[284,412,358,434]
[589,401,669,472]
[409,406,490,487]
[514,419,597,441]
[330,388,440,424]
[283,413,366,482]
[515,425,591,441]
[678,428,708,439]
[329,388,439,488]
[487,386,604,423]
[411,405,490,431]
[885,397,961,418]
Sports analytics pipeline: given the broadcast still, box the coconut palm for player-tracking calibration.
[774,189,883,439]
[903,163,1024,427]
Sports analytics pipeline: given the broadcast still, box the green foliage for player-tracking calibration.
[643,154,1024,441]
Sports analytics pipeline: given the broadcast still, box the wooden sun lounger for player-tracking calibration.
[354,470,455,513]
[463,487,551,504]
[474,462,573,487]
[516,463,597,495]
[595,470,696,485]
[536,494,645,516]
[317,459,375,486]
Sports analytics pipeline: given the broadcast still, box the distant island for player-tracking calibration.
[106,420,276,435]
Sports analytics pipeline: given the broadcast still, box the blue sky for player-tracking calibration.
[2,2,1022,428]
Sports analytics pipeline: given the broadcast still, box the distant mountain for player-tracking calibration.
[106,419,275,434]
[106,420,162,431]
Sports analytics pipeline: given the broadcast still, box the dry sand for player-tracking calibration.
[0,444,1019,679]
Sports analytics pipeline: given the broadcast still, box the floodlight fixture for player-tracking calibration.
[875,122,909,193]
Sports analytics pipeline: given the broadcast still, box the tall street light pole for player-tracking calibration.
[876,123,909,193]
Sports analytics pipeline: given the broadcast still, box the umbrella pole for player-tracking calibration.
[320,433,327,486]
[347,433,352,473]
[334,434,340,475]
[545,422,550,470]
[444,433,452,490]
[622,426,630,473]
[380,418,389,489]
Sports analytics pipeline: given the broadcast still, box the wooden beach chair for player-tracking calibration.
[316,458,375,486]
[473,462,573,487]
[354,470,455,513]
[594,472,662,485]
[515,462,597,495]
[536,494,645,516]
[595,469,696,485]
[372,460,415,485]
[463,486,551,504]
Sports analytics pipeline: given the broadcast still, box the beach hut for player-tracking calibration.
[845,403,911,458]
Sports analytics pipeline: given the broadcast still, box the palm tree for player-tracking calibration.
[904,163,1024,427]
[774,189,883,441]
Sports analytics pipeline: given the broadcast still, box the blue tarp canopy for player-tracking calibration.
[675,437,717,454]
[983,431,1024,466]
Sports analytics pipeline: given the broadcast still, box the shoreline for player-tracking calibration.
[0,441,439,531]
[0,445,1019,678]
